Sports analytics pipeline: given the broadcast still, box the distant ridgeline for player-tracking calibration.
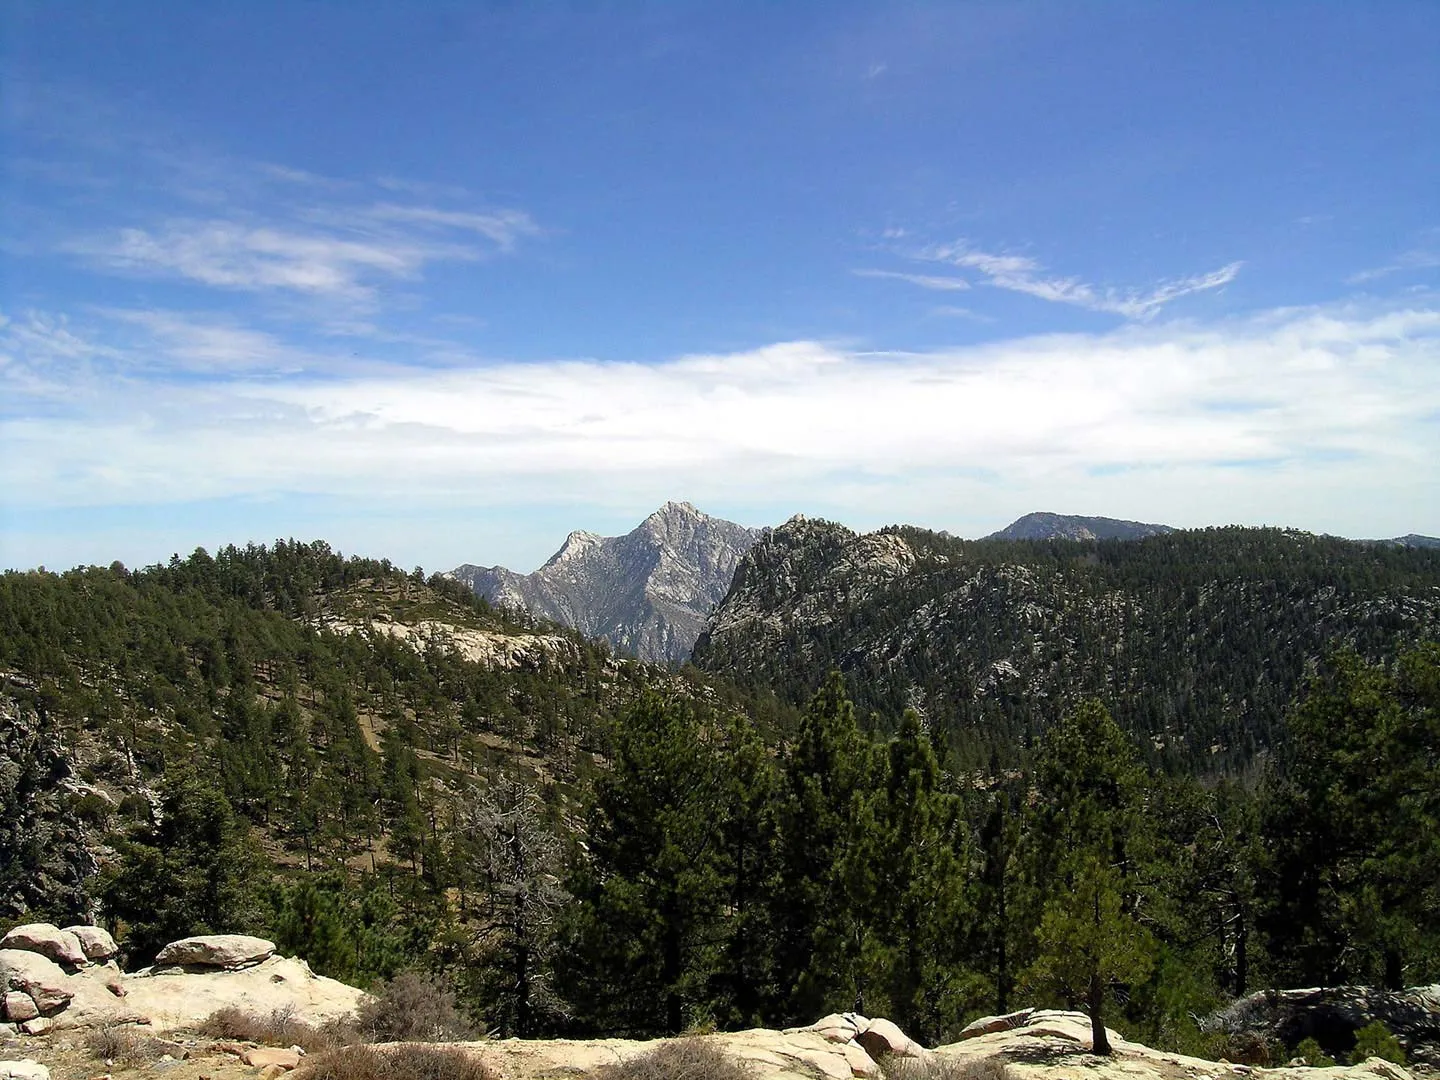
[693,517,1440,771]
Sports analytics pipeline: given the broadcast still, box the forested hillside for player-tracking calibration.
[694,519,1440,770]
[1,537,1437,1062]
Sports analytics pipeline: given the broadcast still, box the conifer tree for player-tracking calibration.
[1022,699,1154,1055]
[558,693,729,1035]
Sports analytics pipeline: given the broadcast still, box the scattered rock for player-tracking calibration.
[801,1012,867,1045]
[958,1008,1035,1039]
[0,950,73,1014]
[1,993,37,1023]
[153,936,275,970]
[62,927,119,963]
[241,1047,301,1069]
[0,1061,49,1080]
[257,1066,288,1080]
[18,1018,52,1037]
[0,1023,15,1037]
[856,1018,925,1059]
[0,926,87,971]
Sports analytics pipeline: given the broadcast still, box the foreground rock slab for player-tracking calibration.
[472,1028,883,1080]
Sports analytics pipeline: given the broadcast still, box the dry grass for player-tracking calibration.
[295,1044,495,1080]
[356,971,478,1042]
[85,1022,177,1065]
[591,1039,757,1080]
[881,1055,1011,1080]
[198,1004,360,1054]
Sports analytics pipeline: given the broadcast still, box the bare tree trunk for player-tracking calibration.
[1088,970,1112,1055]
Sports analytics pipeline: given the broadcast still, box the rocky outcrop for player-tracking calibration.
[1207,986,1440,1067]
[451,502,761,664]
[153,934,276,969]
[0,926,364,1036]
[985,512,1174,542]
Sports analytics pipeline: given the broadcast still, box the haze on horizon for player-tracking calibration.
[2,3,1438,575]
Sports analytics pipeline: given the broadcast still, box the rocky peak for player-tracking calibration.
[449,504,761,664]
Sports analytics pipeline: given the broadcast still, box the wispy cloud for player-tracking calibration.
[364,204,540,250]
[917,240,1243,319]
[852,268,971,291]
[73,197,536,305]
[77,221,441,301]
[1349,247,1440,284]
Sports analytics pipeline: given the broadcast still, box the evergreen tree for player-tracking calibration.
[774,672,878,1022]
[1021,699,1154,1055]
[1262,646,1440,988]
[101,771,267,964]
[557,693,730,1035]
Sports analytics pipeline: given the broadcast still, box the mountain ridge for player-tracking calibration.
[985,511,1175,541]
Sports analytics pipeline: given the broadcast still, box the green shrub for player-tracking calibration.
[1351,1021,1405,1065]
[591,1039,756,1080]
[1295,1037,1336,1067]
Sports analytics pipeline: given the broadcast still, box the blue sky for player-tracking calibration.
[3,2,1438,573]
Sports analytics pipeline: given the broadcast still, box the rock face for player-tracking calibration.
[985,512,1174,542]
[1207,985,1440,1067]
[0,926,87,971]
[450,502,761,664]
[153,934,276,969]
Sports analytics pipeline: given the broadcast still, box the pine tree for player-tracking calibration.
[1021,699,1154,1055]
[557,693,730,1035]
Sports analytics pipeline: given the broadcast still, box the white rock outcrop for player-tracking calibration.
[0,927,87,971]
[154,934,276,969]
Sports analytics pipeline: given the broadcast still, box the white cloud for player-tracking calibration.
[916,240,1243,319]
[852,268,971,291]
[4,304,1437,550]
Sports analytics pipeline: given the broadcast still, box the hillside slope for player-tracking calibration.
[693,518,1440,768]
[450,502,761,664]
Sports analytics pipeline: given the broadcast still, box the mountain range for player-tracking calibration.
[448,507,1440,665]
